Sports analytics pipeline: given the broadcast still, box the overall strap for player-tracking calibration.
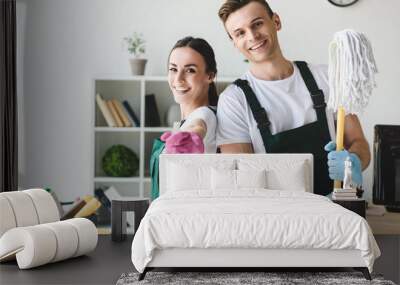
[233,79,272,143]
[207,106,217,115]
[294,61,328,126]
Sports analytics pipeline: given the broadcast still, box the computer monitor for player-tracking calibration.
[373,125,400,212]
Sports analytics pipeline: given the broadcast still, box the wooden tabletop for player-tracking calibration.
[367,211,400,235]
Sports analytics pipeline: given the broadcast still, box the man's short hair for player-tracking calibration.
[218,0,274,24]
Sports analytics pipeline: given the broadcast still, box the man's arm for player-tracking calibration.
[219,143,254,153]
[343,114,370,170]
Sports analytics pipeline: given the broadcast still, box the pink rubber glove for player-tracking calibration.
[160,131,205,154]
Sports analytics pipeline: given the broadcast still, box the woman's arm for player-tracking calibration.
[181,119,207,138]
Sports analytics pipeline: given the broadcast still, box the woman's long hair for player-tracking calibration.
[169,37,218,106]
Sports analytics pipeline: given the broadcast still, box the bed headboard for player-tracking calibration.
[159,154,314,195]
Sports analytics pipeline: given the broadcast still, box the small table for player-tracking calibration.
[332,198,366,218]
[111,198,150,242]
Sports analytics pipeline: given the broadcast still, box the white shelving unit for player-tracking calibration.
[91,75,235,199]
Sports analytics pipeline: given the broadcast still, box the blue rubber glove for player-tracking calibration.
[324,141,363,187]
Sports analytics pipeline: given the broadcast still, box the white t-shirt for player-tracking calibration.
[216,63,335,153]
[181,106,217,153]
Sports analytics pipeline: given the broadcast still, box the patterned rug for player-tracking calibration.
[116,271,396,285]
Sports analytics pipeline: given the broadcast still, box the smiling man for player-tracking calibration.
[216,0,371,196]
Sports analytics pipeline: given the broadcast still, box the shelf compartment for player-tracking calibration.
[95,80,141,127]
[144,81,176,127]
[94,132,141,177]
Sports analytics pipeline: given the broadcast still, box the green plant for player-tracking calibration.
[102,145,139,177]
[123,32,145,57]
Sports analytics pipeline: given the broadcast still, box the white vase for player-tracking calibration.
[129,58,147,75]
[165,104,181,127]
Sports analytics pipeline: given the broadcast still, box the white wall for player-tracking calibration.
[17,0,400,201]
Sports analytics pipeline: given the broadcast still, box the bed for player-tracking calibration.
[131,154,380,280]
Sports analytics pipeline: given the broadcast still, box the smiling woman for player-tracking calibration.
[150,36,219,199]
[163,36,218,154]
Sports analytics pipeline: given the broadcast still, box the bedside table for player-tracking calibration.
[332,199,366,218]
[111,198,150,242]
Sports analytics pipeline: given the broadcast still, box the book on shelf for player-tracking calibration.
[94,188,112,225]
[332,192,358,197]
[332,193,358,200]
[145,94,161,127]
[96,93,116,127]
[74,197,101,218]
[103,185,123,201]
[113,99,132,127]
[122,100,140,127]
[95,188,111,209]
[61,199,86,220]
[107,100,124,127]
[333,188,357,193]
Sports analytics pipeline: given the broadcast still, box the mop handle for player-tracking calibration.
[334,106,345,190]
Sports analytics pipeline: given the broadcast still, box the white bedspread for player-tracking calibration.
[131,190,380,273]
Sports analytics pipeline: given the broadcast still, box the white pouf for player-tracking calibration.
[0,189,98,269]
[0,218,98,269]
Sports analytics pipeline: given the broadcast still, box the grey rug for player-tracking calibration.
[116,271,396,285]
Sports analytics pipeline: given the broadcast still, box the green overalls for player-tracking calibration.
[150,138,165,200]
[233,61,332,196]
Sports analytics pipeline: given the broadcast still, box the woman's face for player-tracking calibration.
[168,47,213,105]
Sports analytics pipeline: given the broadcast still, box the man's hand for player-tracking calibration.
[324,141,363,187]
[160,131,204,154]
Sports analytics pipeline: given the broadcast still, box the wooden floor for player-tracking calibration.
[0,235,134,285]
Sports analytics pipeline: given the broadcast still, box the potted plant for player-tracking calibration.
[123,32,147,75]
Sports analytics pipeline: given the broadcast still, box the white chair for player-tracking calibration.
[0,189,98,269]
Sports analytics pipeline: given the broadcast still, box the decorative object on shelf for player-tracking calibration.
[123,32,147,75]
[145,94,161,127]
[328,0,359,7]
[164,104,181,127]
[102,144,139,177]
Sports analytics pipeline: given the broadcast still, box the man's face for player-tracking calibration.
[224,2,282,64]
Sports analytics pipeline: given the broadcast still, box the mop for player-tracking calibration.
[328,29,378,190]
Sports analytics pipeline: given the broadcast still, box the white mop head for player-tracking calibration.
[328,29,378,114]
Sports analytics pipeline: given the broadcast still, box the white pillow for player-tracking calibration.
[211,169,267,191]
[266,162,307,191]
[238,159,309,192]
[167,160,235,192]
[236,169,266,189]
[211,168,236,190]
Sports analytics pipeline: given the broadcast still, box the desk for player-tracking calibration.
[367,211,400,235]
[366,210,400,284]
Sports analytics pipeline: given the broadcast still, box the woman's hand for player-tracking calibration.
[160,131,204,154]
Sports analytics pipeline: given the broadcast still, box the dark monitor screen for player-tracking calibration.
[373,125,400,209]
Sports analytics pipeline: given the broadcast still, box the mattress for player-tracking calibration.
[131,190,380,273]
